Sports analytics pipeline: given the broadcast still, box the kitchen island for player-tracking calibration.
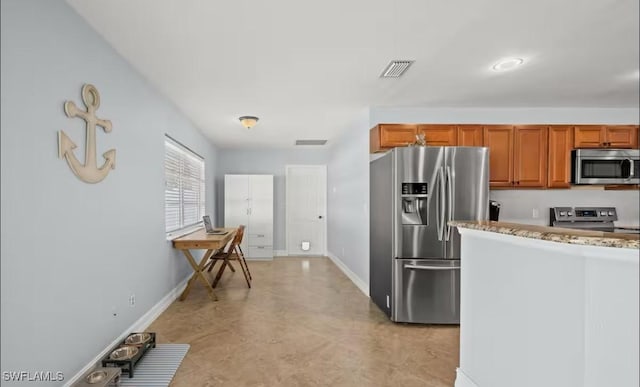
[450,221,639,387]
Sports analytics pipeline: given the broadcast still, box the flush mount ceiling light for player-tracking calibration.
[380,60,415,78]
[239,116,259,129]
[492,57,524,72]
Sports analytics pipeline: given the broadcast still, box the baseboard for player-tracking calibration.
[245,257,274,261]
[326,251,369,297]
[64,274,191,387]
[274,250,288,256]
[454,368,479,387]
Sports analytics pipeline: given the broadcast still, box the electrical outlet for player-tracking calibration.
[129,294,136,307]
[532,208,539,219]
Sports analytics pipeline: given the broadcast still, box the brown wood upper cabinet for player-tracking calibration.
[513,125,548,187]
[483,125,548,188]
[457,125,484,146]
[606,125,638,148]
[483,126,513,187]
[370,123,480,152]
[417,125,457,146]
[370,124,417,153]
[574,125,638,148]
[547,126,574,188]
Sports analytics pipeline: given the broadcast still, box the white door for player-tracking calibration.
[286,165,327,256]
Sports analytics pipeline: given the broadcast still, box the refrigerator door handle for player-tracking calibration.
[445,166,453,241]
[404,264,461,271]
[436,166,445,241]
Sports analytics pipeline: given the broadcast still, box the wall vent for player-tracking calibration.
[380,60,415,78]
[295,140,328,146]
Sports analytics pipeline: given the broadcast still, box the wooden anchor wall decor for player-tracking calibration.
[58,84,116,183]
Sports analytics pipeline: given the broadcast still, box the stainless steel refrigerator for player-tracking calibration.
[370,146,489,324]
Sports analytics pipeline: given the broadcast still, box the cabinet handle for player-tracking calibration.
[257,234,265,237]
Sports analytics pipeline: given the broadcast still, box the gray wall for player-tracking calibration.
[326,110,371,285]
[490,190,640,226]
[1,1,218,384]
[216,148,330,251]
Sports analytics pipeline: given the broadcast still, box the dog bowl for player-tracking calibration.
[109,345,138,360]
[85,370,107,384]
[125,332,152,346]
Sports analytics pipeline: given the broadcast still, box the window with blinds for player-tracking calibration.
[164,136,205,233]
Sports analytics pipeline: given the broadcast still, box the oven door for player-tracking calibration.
[613,227,640,235]
[573,149,640,184]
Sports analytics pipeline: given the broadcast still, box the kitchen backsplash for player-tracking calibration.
[490,189,640,226]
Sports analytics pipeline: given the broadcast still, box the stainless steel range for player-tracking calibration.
[550,207,640,234]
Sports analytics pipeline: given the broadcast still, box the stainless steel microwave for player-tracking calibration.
[572,149,639,184]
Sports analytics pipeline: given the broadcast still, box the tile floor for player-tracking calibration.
[148,257,459,386]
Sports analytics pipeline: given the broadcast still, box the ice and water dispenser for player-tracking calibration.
[401,182,429,225]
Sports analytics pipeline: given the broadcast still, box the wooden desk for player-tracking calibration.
[172,228,236,301]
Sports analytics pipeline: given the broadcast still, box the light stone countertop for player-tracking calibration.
[450,220,640,250]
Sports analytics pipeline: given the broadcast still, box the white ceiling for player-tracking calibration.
[66,0,639,149]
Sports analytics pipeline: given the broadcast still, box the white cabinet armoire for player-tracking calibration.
[224,174,274,259]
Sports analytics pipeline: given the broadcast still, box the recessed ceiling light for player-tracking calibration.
[618,70,640,82]
[492,57,524,72]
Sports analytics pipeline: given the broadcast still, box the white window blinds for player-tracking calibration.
[164,136,205,233]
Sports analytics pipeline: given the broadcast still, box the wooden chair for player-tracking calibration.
[231,226,252,281]
[234,230,252,281]
[206,225,251,288]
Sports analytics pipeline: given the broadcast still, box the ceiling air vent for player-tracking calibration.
[380,60,415,78]
[295,140,328,146]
